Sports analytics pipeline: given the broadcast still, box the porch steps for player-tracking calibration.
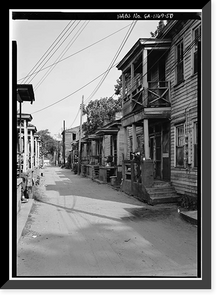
[146,181,179,205]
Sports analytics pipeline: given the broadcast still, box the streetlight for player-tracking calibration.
[17,84,35,177]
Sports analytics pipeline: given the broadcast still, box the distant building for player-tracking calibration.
[61,126,80,164]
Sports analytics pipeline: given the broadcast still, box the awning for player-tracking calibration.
[17,84,35,103]
[96,128,118,136]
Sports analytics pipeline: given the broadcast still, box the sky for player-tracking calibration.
[11,13,159,138]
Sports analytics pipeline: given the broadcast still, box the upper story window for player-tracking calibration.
[193,25,201,74]
[176,40,184,84]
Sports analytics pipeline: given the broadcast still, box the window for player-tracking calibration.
[176,40,184,84]
[193,122,198,167]
[193,25,201,74]
[175,124,185,167]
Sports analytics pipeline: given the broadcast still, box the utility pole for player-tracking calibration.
[78,95,84,174]
[63,120,65,166]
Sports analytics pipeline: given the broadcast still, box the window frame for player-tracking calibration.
[192,25,201,75]
[193,121,198,168]
[175,123,185,168]
[175,39,184,85]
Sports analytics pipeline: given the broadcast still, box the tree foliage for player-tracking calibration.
[37,129,57,158]
[114,76,122,97]
[150,20,166,38]
[82,97,122,135]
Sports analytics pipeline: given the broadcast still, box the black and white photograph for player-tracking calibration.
[7,5,212,290]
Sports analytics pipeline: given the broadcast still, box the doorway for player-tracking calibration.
[150,134,161,179]
[149,122,170,181]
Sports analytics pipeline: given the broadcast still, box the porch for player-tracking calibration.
[121,158,179,205]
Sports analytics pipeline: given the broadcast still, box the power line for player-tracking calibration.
[68,108,80,129]
[31,62,119,115]
[23,21,76,84]
[35,21,89,91]
[85,21,137,105]
[20,20,73,84]
[31,22,200,116]
[26,21,81,84]
[17,23,132,83]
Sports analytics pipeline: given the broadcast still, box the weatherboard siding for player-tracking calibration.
[165,20,199,197]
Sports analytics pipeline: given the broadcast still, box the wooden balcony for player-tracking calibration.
[122,81,171,118]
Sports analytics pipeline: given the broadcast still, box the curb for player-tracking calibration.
[17,198,34,243]
[179,210,197,226]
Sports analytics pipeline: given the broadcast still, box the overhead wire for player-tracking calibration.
[23,21,76,84]
[31,62,119,115]
[17,23,132,83]
[35,21,90,91]
[84,20,137,105]
[26,20,81,84]
[31,21,200,118]
[20,20,73,84]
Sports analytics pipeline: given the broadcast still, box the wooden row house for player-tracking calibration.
[79,113,125,185]
[17,113,42,175]
[116,19,200,204]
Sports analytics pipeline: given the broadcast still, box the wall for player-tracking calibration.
[165,20,200,196]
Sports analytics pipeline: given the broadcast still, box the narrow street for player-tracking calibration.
[17,166,197,277]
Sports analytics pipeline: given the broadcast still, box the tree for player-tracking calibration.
[37,129,58,159]
[114,76,122,98]
[82,97,122,135]
[150,20,166,38]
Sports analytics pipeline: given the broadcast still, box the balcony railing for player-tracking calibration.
[124,73,143,99]
[122,81,171,117]
[146,81,170,107]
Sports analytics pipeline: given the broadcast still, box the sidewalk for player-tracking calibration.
[17,198,34,243]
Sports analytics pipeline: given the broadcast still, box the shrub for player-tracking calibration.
[178,194,197,210]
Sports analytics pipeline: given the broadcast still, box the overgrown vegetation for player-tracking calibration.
[178,194,197,210]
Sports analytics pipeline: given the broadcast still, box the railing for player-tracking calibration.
[123,73,143,100]
[147,81,170,107]
[122,80,170,117]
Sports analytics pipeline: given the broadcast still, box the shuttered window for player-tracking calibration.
[176,40,184,84]
[193,122,198,167]
[193,25,201,74]
[176,124,185,167]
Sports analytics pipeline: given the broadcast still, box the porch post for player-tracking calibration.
[130,62,134,100]
[143,118,150,159]
[23,120,28,172]
[30,129,34,169]
[122,72,125,103]
[142,49,148,106]
[132,123,137,152]
[37,138,40,167]
[123,126,129,159]
[34,136,38,167]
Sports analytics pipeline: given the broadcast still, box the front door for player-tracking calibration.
[149,122,170,181]
[150,134,161,179]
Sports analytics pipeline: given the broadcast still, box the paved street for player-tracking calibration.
[17,166,197,277]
